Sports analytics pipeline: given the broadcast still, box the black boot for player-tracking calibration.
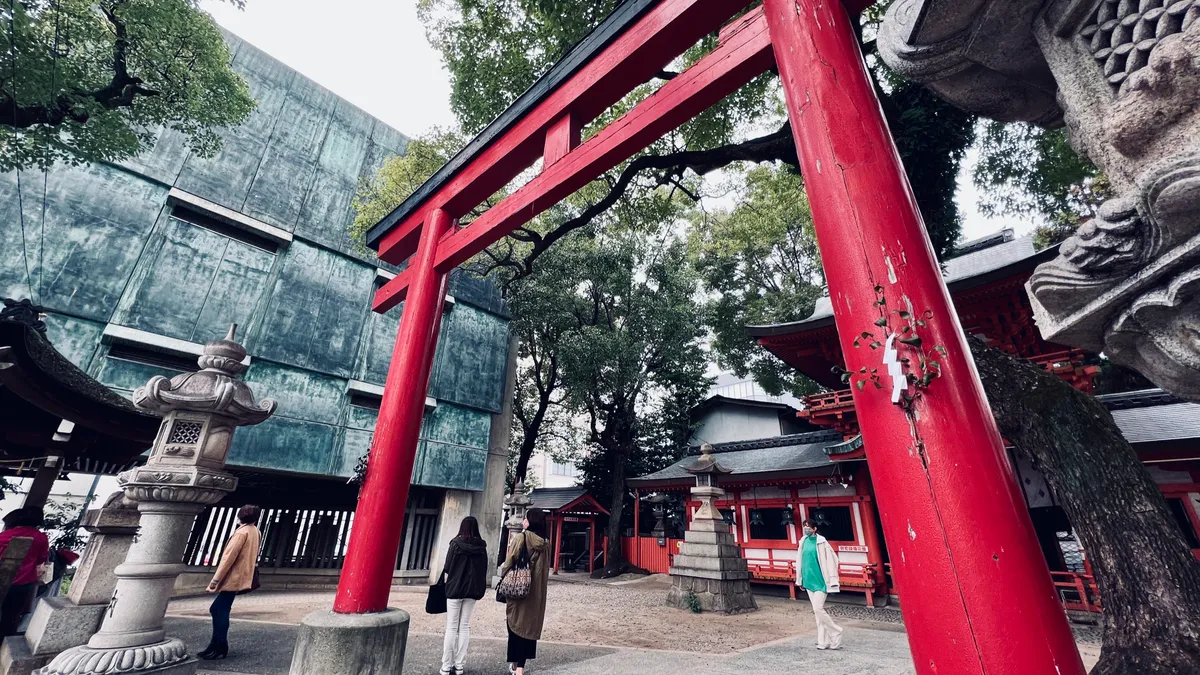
[200,643,228,660]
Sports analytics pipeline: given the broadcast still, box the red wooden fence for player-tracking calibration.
[621,537,681,573]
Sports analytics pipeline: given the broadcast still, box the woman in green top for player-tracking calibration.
[797,519,844,650]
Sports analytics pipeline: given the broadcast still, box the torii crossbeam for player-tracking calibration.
[335,1,1087,674]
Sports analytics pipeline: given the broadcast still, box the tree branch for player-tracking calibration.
[503,123,798,286]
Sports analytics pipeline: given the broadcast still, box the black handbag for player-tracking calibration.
[426,571,447,614]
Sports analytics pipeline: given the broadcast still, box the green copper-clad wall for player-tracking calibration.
[0,31,509,493]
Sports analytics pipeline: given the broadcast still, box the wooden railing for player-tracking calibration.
[184,504,439,572]
[802,389,856,411]
[1051,571,1102,613]
[886,563,1102,614]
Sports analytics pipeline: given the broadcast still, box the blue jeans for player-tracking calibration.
[208,591,237,648]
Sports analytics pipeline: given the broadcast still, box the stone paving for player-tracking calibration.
[172,578,1101,674]
[176,616,916,675]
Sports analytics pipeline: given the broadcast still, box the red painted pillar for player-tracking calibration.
[762,2,1085,673]
[856,469,886,600]
[553,517,564,575]
[588,518,596,573]
[333,208,455,613]
[633,489,641,569]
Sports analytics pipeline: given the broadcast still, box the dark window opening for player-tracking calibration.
[748,508,789,541]
[170,205,280,253]
[1166,498,1200,549]
[808,506,854,543]
[107,343,199,373]
[348,392,382,411]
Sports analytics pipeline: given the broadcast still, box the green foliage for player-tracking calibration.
[973,122,1103,225]
[884,81,976,258]
[684,590,701,613]
[42,494,89,551]
[0,0,255,171]
[349,127,467,251]
[690,165,824,398]
[545,228,712,513]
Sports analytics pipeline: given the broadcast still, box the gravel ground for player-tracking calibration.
[170,574,1102,668]
[170,575,818,654]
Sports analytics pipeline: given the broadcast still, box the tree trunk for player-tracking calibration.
[601,446,628,577]
[513,432,537,488]
[969,338,1200,675]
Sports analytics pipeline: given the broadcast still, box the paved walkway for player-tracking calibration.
[174,616,917,675]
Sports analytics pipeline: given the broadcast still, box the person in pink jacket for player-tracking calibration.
[796,519,845,650]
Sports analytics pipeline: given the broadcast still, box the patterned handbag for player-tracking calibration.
[496,533,532,601]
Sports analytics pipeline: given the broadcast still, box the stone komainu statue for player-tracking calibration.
[878,0,1200,401]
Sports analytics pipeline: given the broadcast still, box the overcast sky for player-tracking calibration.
[199,0,1034,241]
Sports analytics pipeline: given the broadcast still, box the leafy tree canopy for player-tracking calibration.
[690,164,824,397]
[0,0,254,171]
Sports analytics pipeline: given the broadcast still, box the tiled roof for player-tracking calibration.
[527,487,588,511]
[1110,402,1200,445]
[631,432,844,486]
[1095,388,1183,410]
[747,234,1055,336]
[686,430,842,455]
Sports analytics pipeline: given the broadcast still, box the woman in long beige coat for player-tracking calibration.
[501,508,550,675]
[200,505,262,660]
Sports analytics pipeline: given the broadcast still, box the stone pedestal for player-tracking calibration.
[0,494,142,675]
[666,506,757,614]
[666,449,757,615]
[289,609,409,675]
[68,494,141,607]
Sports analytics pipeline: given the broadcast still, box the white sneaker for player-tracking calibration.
[830,635,844,650]
[816,644,828,650]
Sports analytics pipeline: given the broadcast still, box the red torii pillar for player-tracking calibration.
[332,208,454,613]
[762,1,1084,674]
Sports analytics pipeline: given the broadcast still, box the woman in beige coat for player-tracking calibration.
[200,505,262,660]
[501,508,550,675]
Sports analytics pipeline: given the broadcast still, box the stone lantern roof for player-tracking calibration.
[685,442,733,478]
[132,325,276,425]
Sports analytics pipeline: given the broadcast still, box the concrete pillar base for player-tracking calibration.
[289,609,409,675]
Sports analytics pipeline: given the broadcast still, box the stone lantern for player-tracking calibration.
[500,480,534,573]
[665,444,757,614]
[648,493,671,544]
[877,0,1200,400]
[40,326,276,675]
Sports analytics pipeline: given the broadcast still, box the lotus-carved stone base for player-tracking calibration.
[36,638,195,675]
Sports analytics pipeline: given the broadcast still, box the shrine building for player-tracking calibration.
[629,230,1200,612]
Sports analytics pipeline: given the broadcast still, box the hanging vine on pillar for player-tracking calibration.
[837,285,948,412]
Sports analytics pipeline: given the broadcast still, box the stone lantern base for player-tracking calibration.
[667,574,758,614]
[666,512,758,615]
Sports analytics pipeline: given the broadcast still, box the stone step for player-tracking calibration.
[681,530,736,546]
[677,542,743,559]
[0,636,51,675]
[670,554,750,572]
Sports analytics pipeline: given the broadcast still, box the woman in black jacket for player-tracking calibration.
[440,516,488,675]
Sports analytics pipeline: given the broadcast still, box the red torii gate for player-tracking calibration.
[338,1,1086,673]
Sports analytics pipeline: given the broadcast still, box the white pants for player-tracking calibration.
[441,598,477,672]
[809,591,844,648]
